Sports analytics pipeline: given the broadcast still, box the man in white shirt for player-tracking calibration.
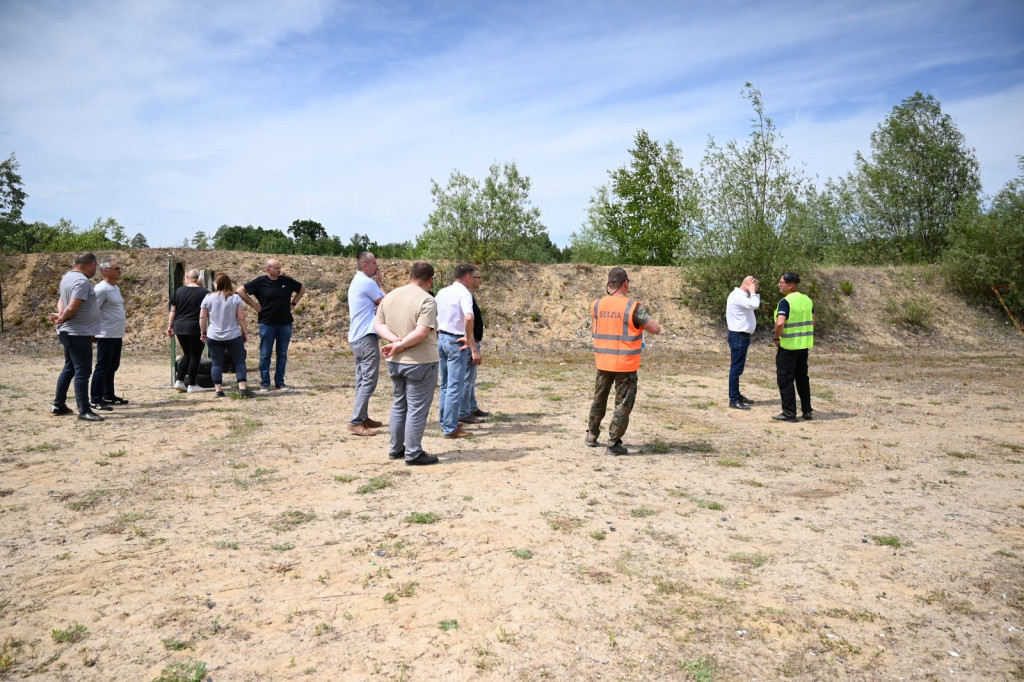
[346,252,386,436]
[725,275,760,410]
[433,264,480,439]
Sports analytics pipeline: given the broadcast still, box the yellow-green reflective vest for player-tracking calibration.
[774,292,814,350]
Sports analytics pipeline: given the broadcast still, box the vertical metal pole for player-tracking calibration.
[168,257,177,385]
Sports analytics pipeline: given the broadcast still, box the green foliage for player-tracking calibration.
[51,623,87,643]
[838,91,981,263]
[288,219,328,244]
[0,153,27,248]
[572,130,698,265]
[685,84,813,327]
[417,161,551,269]
[2,216,127,253]
[944,157,1024,320]
[129,232,149,249]
[153,659,208,682]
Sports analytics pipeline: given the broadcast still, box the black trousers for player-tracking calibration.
[776,347,811,417]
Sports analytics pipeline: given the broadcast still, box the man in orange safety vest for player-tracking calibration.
[586,267,662,456]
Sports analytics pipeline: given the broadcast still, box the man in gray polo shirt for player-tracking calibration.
[49,252,104,421]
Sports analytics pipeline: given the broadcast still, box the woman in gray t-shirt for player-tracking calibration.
[200,273,252,398]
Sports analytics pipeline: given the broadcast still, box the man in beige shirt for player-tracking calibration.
[373,262,440,466]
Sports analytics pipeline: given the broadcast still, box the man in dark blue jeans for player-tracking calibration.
[237,258,305,391]
[725,275,760,410]
[50,252,105,421]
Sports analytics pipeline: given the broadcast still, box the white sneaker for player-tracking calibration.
[258,386,271,393]
[187,385,213,393]
[276,384,294,392]
[173,380,186,392]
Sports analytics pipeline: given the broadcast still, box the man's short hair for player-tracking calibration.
[607,267,629,288]
[186,269,200,280]
[74,252,97,267]
[357,251,375,267]
[98,258,117,272]
[781,272,801,284]
[410,261,434,281]
[453,263,478,281]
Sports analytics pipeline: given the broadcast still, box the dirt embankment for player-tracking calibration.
[0,250,1020,355]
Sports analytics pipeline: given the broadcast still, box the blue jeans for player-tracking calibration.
[727,331,751,403]
[258,323,292,388]
[207,336,248,386]
[55,333,93,414]
[437,332,467,435]
[459,341,480,418]
[91,337,123,402]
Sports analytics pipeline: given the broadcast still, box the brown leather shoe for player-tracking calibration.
[363,418,383,428]
[444,428,472,439]
[347,423,377,436]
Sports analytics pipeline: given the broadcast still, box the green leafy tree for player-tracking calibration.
[944,156,1024,319]
[129,232,149,249]
[417,161,549,269]
[687,84,813,327]
[0,153,28,252]
[288,219,328,244]
[191,231,210,250]
[572,130,698,265]
[839,91,981,263]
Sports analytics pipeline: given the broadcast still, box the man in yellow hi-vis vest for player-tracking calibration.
[586,268,662,455]
[772,272,814,422]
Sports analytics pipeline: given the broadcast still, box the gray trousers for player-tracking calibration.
[349,334,380,425]
[387,361,438,460]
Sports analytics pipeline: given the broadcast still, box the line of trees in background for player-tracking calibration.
[1,85,1021,320]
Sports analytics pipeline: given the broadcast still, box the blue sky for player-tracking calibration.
[2,0,1022,248]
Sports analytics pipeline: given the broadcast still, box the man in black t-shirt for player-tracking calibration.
[237,258,305,391]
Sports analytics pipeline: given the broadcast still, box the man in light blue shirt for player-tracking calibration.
[347,252,386,436]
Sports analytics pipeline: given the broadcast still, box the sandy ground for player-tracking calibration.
[1,340,1023,681]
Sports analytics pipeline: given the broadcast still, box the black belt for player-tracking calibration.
[731,331,752,336]
[439,330,461,336]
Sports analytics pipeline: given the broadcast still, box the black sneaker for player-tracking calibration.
[50,404,73,416]
[729,401,750,410]
[78,411,104,422]
[584,432,600,447]
[802,411,813,420]
[471,409,490,417]
[739,395,754,405]
[106,396,129,405]
[389,451,405,461]
[90,401,113,411]
[215,391,226,398]
[772,413,799,422]
[607,440,628,456]
[406,453,439,466]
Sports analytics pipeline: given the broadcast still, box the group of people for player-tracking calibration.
[346,257,488,465]
[49,253,814,460]
[49,253,128,421]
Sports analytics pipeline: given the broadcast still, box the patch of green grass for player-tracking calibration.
[690,400,715,410]
[727,552,769,568]
[869,534,908,549]
[405,511,440,524]
[696,498,725,511]
[439,619,460,632]
[333,474,358,483]
[395,581,418,597]
[630,506,658,518]
[271,510,316,531]
[224,418,264,442]
[885,296,933,330]
[650,440,669,454]
[590,530,606,540]
[162,637,193,651]
[356,475,393,494]
[24,441,61,453]
[679,657,716,682]
[153,659,208,682]
[233,466,279,489]
[512,548,534,560]
[272,542,296,552]
[716,458,744,467]
[1,636,25,674]
[542,512,584,531]
[51,623,87,643]
[946,469,969,477]
[946,451,977,459]
[66,489,108,512]
[213,540,239,550]
[839,280,854,296]
[105,448,127,458]
[739,479,764,487]
[994,549,1017,558]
